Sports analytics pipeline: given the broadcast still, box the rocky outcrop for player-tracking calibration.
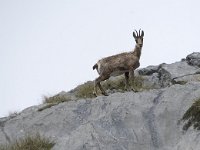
[0,52,200,150]
[186,52,200,67]
[138,54,200,89]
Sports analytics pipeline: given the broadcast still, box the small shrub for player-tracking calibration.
[182,98,200,131]
[0,133,55,150]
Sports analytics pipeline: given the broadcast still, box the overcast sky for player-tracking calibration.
[0,0,200,117]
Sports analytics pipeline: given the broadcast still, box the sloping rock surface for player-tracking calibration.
[1,52,200,150]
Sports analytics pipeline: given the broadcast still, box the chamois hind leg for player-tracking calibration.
[93,75,109,96]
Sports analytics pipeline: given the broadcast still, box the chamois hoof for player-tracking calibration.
[125,86,133,92]
[132,88,138,92]
[125,88,132,92]
[93,92,98,97]
[102,92,109,96]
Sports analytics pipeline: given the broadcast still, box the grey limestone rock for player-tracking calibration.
[138,58,200,89]
[186,52,200,67]
[1,52,200,150]
[1,83,200,150]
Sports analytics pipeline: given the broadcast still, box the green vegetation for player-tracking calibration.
[38,95,72,111]
[39,75,145,103]
[182,98,200,131]
[74,75,145,99]
[102,77,125,91]
[43,95,71,104]
[0,133,55,150]
[131,76,144,91]
[75,81,95,98]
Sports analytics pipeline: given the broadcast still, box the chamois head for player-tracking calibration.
[133,29,144,48]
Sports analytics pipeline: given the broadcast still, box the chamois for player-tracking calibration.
[93,29,144,96]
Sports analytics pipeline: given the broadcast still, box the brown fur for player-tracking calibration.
[93,29,144,96]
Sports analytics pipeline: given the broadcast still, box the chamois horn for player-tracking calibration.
[135,30,138,37]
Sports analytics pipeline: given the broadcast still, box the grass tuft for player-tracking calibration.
[0,133,55,150]
[38,95,72,111]
[43,95,71,104]
[182,98,200,131]
[75,81,95,99]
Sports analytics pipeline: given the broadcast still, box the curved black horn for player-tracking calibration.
[141,30,144,37]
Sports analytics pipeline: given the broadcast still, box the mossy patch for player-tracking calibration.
[181,98,200,131]
[0,133,55,150]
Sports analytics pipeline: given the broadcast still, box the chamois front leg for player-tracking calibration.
[93,75,109,96]
[124,72,132,91]
[130,72,138,92]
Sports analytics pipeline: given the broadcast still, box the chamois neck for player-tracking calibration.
[133,45,142,59]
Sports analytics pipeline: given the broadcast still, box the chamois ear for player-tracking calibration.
[141,30,144,37]
[133,32,137,38]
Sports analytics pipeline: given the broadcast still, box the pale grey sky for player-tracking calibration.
[0,0,200,117]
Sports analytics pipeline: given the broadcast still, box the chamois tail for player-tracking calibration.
[93,63,98,70]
